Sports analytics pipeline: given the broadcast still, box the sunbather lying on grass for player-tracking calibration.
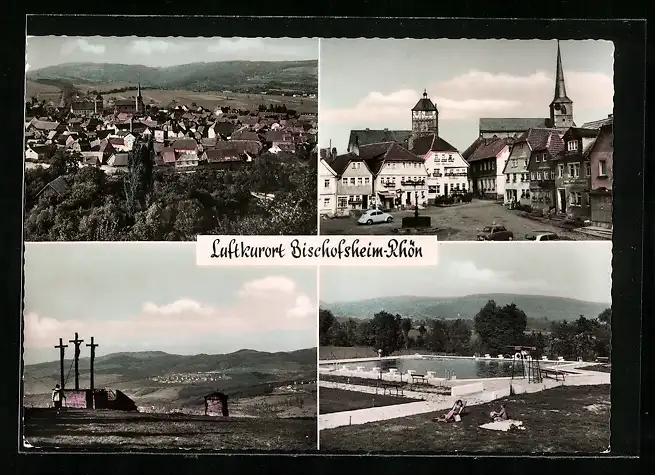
[434,399,466,422]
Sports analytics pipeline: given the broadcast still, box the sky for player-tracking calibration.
[23,243,317,364]
[321,242,612,305]
[319,39,615,153]
[25,36,318,70]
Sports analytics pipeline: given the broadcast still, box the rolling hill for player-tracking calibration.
[26,60,318,93]
[321,294,609,321]
[23,348,317,396]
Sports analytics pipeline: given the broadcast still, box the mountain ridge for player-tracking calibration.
[26,60,318,93]
[321,294,609,321]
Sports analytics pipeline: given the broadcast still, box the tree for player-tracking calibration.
[427,320,448,353]
[50,150,80,177]
[319,308,337,346]
[370,311,402,356]
[446,319,472,355]
[597,308,611,325]
[400,318,412,349]
[473,300,528,355]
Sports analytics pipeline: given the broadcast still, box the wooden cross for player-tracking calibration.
[69,333,84,390]
[54,338,68,390]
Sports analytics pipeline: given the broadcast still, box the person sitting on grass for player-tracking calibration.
[434,399,466,422]
[490,404,508,422]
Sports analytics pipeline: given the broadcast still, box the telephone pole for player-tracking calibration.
[86,337,99,403]
[69,332,84,390]
[54,338,68,390]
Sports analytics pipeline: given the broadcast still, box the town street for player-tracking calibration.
[319,199,599,241]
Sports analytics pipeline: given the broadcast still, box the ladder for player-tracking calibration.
[527,358,543,383]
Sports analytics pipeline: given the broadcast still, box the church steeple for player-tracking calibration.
[549,40,574,128]
[553,41,568,101]
[135,74,144,115]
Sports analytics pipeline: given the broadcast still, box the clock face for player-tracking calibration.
[553,103,561,111]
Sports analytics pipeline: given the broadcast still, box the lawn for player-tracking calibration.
[320,388,421,414]
[319,384,610,454]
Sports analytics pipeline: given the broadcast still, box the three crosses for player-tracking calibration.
[54,333,99,392]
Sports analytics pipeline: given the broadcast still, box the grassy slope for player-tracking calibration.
[23,408,316,451]
[320,384,610,453]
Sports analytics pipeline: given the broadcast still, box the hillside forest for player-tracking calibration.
[24,144,317,241]
[320,301,612,362]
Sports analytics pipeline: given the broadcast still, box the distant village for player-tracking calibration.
[150,372,233,384]
[320,43,613,231]
[24,80,318,179]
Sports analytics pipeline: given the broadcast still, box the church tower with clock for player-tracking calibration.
[411,89,439,137]
[549,41,574,129]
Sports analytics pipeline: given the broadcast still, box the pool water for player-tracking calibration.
[341,358,517,379]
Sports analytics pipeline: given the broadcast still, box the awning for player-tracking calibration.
[377,192,395,199]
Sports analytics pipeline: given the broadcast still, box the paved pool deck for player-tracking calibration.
[318,362,609,430]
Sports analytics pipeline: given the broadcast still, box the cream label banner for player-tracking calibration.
[196,235,438,267]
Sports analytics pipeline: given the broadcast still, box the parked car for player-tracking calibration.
[525,231,572,241]
[358,209,394,225]
[477,225,514,241]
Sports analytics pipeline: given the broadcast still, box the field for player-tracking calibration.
[320,388,421,414]
[23,408,316,451]
[319,384,611,453]
[86,87,318,113]
[25,79,62,103]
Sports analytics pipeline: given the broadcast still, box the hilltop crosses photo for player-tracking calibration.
[23,37,319,241]
[21,242,318,451]
[318,39,614,240]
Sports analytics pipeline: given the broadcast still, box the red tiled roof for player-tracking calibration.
[204,148,240,162]
[214,140,261,155]
[466,137,515,162]
[171,138,198,151]
[410,133,458,155]
[161,147,176,163]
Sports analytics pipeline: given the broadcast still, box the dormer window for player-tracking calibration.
[567,140,579,152]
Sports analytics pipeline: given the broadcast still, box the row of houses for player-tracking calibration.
[25,100,318,174]
[320,133,470,214]
[320,116,613,228]
[465,115,613,226]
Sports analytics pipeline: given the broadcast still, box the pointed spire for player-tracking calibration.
[137,73,142,97]
[554,40,567,100]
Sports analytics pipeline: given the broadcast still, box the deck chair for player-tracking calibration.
[434,400,467,423]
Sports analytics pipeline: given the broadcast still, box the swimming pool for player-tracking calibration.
[336,357,517,379]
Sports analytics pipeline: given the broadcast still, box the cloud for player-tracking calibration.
[128,39,190,55]
[321,69,614,125]
[61,39,105,55]
[448,259,548,292]
[24,276,315,350]
[207,38,266,53]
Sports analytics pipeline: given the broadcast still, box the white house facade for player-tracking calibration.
[319,159,338,216]
[374,159,429,209]
[335,158,374,213]
[424,150,470,198]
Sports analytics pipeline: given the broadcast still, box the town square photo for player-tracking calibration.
[21,242,318,451]
[319,39,614,241]
[24,36,318,241]
[318,242,612,453]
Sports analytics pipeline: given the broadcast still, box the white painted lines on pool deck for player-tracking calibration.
[320,400,454,430]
